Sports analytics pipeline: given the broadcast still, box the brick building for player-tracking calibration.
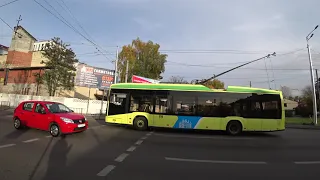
[0,26,114,99]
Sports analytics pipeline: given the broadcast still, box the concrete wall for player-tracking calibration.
[9,27,35,52]
[0,93,108,114]
[283,99,298,110]
[0,83,46,96]
[31,51,47,67]
[0,55,7,65]
[0,81,103,100]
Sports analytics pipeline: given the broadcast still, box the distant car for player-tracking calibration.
[13,101,88,137]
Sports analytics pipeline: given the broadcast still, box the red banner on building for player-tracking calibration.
[132,75,160,84]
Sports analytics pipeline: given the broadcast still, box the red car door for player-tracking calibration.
[33,103,52,131]
[21,102,36,128]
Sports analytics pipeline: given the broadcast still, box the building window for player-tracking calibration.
[284,103,287,107]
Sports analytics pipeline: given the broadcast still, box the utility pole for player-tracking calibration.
[86,85,91,114]
[316,69,320,104]
[250,81,252,87]
[306,25,318,125]
[114,46,118,84]
[4,15,22,86]
[263,57,271,89]
[14,15,22,36]
[125,59,129,83]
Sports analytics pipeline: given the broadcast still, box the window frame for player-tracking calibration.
[22,102,35,112]
[129,89,155,113]
[34,103,46,114]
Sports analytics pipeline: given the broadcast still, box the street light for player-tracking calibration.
[306,25,319,125]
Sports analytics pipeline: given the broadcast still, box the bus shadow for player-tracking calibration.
[94,119,282,138]
[149,127,282,138]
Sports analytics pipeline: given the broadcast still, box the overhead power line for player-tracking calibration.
[195,52,277,84]
[33,0,114,62]
[0,0,20,8]
[56,0,95,46]
[160,48,305,55]
[166,48,305,68]
[0,17,14,30]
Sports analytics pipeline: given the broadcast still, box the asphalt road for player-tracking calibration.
[0,110,320,180]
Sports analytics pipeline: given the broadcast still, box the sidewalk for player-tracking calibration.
[0,108,14,117]
[286,123,320,130]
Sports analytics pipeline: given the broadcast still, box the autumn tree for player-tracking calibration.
[40,37,78,96]
[117,38,167,82]
[203,79,225,89]
[167,76,189,84]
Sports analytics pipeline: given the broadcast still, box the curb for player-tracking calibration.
[286,124,320,130]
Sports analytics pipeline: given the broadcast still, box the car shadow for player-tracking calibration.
[41,136,72,180]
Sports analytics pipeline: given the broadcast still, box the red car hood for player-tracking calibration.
[55,113,85,120]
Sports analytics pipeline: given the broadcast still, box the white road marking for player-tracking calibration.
[114,153,129,162]
[23,138,39,143]
[165,157,267,165]
[135,140,143,145]
[45,135,52,138]
[154,133,255,140]
[294,161,320,164]
[141,136,148,140]
[0,144,16,149]
[126,146,137,152]
[96,165,116,176]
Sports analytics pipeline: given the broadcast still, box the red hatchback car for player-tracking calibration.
[13,101,88,137]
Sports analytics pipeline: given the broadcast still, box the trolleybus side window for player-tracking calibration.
[108,89,128,115]
[155,91,172,114]
[129,90,154,113]
[169,91,197,116]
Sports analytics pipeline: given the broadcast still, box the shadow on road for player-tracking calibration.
[42,136,72,180]
[149,127,282,138]
[5,128,29,139]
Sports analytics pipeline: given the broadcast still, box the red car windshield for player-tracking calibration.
[46,103,72,113]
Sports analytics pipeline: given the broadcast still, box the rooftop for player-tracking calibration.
[14,26,37,41]
[0,44,9,50]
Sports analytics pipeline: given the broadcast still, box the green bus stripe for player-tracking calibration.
[111,83,281,94]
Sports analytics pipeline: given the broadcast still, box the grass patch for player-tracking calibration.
[286,117,314,125]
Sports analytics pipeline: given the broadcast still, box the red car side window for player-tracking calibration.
[22,102,34,111]
[35,103,46,114]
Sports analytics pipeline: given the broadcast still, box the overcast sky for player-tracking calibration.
[1,0,320,95]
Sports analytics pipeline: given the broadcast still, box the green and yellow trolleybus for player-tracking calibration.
[106,83,285,135]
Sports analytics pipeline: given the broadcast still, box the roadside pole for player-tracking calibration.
[86,85,91,115]
[114,46,118,84]
[125,59,129,83]
[316,69,320,103]
[99,89,105,119]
